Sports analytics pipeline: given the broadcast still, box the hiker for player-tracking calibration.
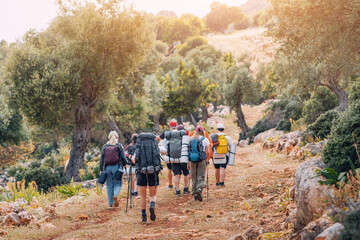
[133,133,162,223]
[156,119,177,190]
[125,134,138,197]
[189,126,213,187]
[189,125,210,201]
[99,131,128,208]
[212,123,233,187]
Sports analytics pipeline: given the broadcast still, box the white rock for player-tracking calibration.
[315,223,344,240]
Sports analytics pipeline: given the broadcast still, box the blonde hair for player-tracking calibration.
[107,131,118,145]
[190,130,204,140]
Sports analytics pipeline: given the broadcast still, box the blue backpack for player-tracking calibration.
[189,137,207,162]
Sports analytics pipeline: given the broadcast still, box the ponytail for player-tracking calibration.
[107,131,118,145]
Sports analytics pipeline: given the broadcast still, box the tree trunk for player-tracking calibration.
[176,116,183,125]
[201,104,209,123]
[328,80,348,112]
[153,114,161,135]
[237,101,249,136]
[213,99,218,112]
[67,101,91,181]
[188,113,198,127]
[106,115,125,145]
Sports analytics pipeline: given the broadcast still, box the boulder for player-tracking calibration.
[30,196,39,208]
[315,223,344,240]
[238,140,249,148]
[3,212,20,226]
[45,204,57,219]
[63,195,85,205]
[30,207,46,219]
[295,157,333,230]
[254,129,283,144]
[81,180,97,189]
[18,211,34,225]
[243,225,264,240]
[0,202,17,215]
[296,215,333,240]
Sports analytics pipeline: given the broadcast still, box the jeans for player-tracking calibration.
[190,160,206,195]
[105,164,123,206]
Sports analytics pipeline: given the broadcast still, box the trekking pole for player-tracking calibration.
[130,165,133,208]
[126,167,130,214]
[206,163,209,202]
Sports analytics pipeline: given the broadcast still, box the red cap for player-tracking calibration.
[196,125,204,132]
[169,121,177,128]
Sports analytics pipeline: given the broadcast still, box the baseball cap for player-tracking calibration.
[196,125,204,132]
[216,123,225,129]
[169,120,177,129]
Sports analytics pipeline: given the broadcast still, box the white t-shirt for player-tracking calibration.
[200,137,210,151]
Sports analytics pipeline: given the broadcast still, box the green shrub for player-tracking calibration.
[6,166,25,177]
[276,98,303,131]
[339,208,360,240]
[177,36,207,57]
[15,166,69,193]
[349,80,360,106]
[323,102,360,173]
[56,179,88,198]
[302,87,338,125]
[305,110,340,140]
[30,161,41,169]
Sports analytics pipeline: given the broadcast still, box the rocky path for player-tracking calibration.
[4,106,301,240]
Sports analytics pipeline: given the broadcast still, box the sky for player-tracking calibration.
[0,0,247,43]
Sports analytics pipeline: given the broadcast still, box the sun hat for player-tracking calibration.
[169,119,177,129]
[177,124,185,130]
[196,125,204,132]
[216,123,225,129]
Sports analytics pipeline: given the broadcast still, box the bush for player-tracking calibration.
[15,166,69,193]
[234,16,251,30]
[323,102,360,173]
[302,87,338,125]
[177,36,207,57]
[276,98,303,131]
[339,208,360,240]
[349,80,360,106]
[154,40,168,55]
[305,110,340,140]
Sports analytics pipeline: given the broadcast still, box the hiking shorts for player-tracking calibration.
[172,163,189,176]
[214,155,229,169]
[137,173,159,187]
[166,163,173,170]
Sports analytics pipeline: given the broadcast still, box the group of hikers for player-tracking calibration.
[99,119,235,223]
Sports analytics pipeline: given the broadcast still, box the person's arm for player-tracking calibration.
[117,144,128,167]
[99,145,106,172]
[226,135,233,147]
[205,145,210,161]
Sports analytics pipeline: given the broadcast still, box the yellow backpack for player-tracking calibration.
[216,134,228,154]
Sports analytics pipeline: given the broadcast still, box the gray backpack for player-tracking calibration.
[165,130,186,159]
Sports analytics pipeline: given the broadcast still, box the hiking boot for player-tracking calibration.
[176,189,181,196]
[168,185,173,190]
[113,196,119,207]
[149,206,156,221]
[194,195,198,201]
[196,189,203,202]
[216,182,220,187]
[108,204,114,209]
[142,214,147,223]
[133,191,138,197]
[183,187,190,194]
[220,182,225,187]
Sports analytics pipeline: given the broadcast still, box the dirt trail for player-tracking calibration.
[40,107,300,240]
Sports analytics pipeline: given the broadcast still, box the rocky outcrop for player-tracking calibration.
[253,129,284,144]
[315,223,344,240]
[238,140,249,148]
[294,157,333,230]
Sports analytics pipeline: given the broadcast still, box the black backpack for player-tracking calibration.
[127,144,136,156]
[136,133,162,174]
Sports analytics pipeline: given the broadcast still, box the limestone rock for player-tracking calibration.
[315,223,344,240]
[3,212,20,226]
[243,225,263,240]
[30,196,39,208]
[81,180,97,189]
[0,229,8,236]
[45,204,57,219]
[63,195,85,205]
[0,202,16,216]
[18,211,34,225]
[295,157,333,229]
[238,140,249,148]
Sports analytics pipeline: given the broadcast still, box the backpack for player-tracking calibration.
[191,130,213,159]
[104,145,120,166]
[189,137,207,162]
[165,130,186,159]
[136,133,162,174]
[216,134,228,154]
[127,144,136,156]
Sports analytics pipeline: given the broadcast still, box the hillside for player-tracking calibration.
[206,27,278,74]
[240,0,269,16]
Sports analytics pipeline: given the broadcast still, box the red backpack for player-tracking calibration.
[104,145,120,165]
